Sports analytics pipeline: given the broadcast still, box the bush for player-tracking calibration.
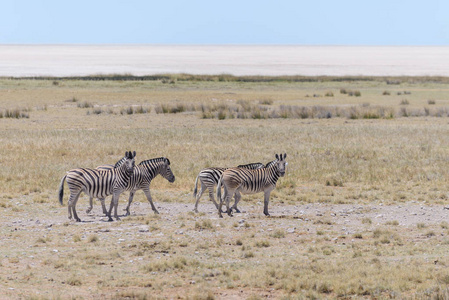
[77,101,94,108]
[1,108,30,119]
[259,99,273,105]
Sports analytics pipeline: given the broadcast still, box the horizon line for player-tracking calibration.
[0,43,448,47]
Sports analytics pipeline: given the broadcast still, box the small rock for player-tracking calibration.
[138,226,149,232]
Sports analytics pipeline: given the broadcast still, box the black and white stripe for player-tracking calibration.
[193,162,265,213]
[58,151,136,222]
[217,153,287,218]
[92,157,175,216]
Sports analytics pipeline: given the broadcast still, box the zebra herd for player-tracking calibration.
[58,152,287,222]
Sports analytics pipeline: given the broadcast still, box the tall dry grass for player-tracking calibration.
[1,77,449,206]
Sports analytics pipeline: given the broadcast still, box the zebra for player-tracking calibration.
[58,151,136,222]
[89,157,175,216]
[193,162,265,213]
[227,158,279,211]
[84,155,128,216]
[216,153,287,218]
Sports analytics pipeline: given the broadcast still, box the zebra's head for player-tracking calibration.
[274,153,287,177]
[124,151,136,173]
[161,158,175,183]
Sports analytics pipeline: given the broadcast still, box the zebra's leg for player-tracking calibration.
[211,186,228,213]
[100,198,108,215]
[142,187,159,215]
[231,191,242,213]
[107,195,115,222]
[86,197,94,213]
[67,190,81,221]
[124,190,136,216]
[214,185,229,214]
[207,185,220,210]
[112,193,121,221]
[224,186,234,217]
[193,181,206,213]
[68,190,82,222]
[263,191,271,216]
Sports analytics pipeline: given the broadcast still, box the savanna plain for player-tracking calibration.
[3,75,449,299]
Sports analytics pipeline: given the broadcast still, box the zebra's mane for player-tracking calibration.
[265,159,278,168]
[138,157,170,166]
[238,162,264,169]
[114,156,128,168]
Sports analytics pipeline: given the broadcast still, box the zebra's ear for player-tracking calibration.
[165,158,171,165]
[283,153,287,160]
[132,151,136,158]
[125,151,129,158]
[275,154,279,160]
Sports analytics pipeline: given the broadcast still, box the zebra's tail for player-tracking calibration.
[58,175,66,205]
[193,175,199,198]
[217,175,223,204]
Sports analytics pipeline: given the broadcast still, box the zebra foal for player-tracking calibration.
[193,162,264,213]
[217,153,287,218]
[92,157,175,216]
[58,151,136,222]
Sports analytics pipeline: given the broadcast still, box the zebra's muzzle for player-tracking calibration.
[279,171,285,177]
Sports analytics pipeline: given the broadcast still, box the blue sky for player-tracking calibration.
[1,0,448,45]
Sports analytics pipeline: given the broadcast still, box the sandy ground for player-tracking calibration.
[2,198,449,299]
[5,199,448,238]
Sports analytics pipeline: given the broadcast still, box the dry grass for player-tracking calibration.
[2,76,449,298]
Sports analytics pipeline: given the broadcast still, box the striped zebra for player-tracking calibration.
[58,151,136,222]
[228,158,279,211]
[84,156,128,216]
[90,157,175,216]
[193,162,264,213]
[217,153,287,218]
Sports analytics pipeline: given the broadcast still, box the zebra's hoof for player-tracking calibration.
[76,218,81,222]
[107,217,113,222]
[154,210,160,215]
